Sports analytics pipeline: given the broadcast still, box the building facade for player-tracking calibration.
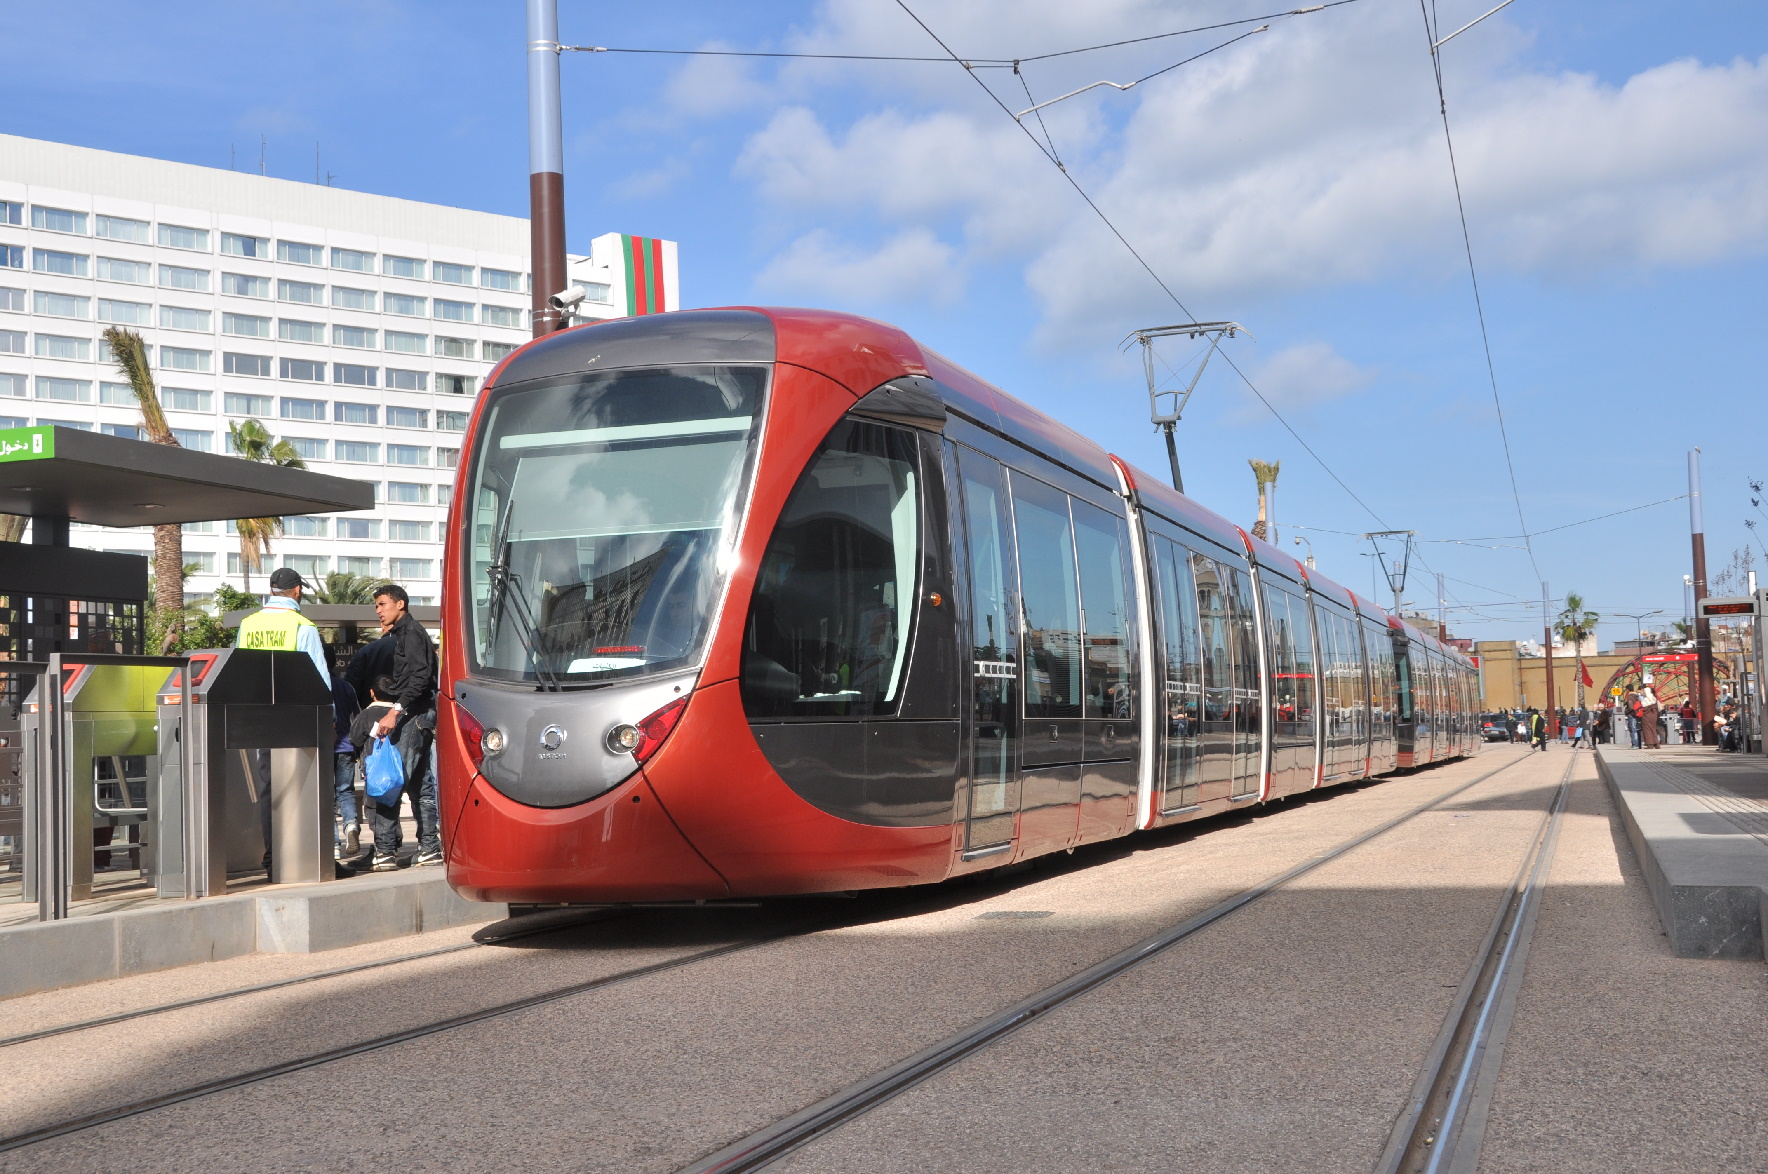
[0,134,678,604]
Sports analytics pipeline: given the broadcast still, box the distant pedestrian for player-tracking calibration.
[1679,701,1697,744]
[1529,708,1548,751]
[1637,683,1661,749]
[1625,691,1643,748]
[365,584,440,870]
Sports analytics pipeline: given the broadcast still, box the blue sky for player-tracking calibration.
[8,0,1766,646]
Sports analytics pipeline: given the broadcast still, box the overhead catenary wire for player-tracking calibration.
[892,0,1393,531]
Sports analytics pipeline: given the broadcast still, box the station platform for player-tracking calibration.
[1596,744,1768,960]
[0,859,505,1000]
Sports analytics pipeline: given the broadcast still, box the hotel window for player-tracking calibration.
[338,520,381,541]
[0,201,20,225]
[159,265,210,292]
[280,358,325,382]
[283,516,329,537]
[333,363,377,387]
[332,286,375,312]
[387,481,429,504]
[390,558,434,579]
[433,262,473,285]
[436,337,472,360]
[436,410,467,432]
[387,444,428,466]
[277,279,324,304]
[580,282,613,304]
[223,313,271,337]
[99,382,134,404]
[159,346,210,372]
[102,422,140,440]
[277,240,323,266]
[35,335,91,361]
[386,369,427,391]
[282,555,328,579]
[35,418,91,430]
[437,447,459,469]
[384,293,425,317]
[158,224,209,252]
[1,246,21,269]
[0,330,25,353]
[223,354,273,379]
[171,428,213,451]
[337,553,381,572]
[336,440,379,463]
[331,247,374,273]
[285,436,326,460]
[35,376,92,402]
[482,304,523,328]
[222,273,271,298]
[159,306,211,332]
[0,287,26,312]
[31,206,87,235]
[389,520,432,542]
[98,257,152,285]
[280,396,326,420]
[95,215,151,243]
[183,551,215,573]
[35,250,90,277]
[482,341,517,362]
[221,233,270,259]
[480,267,520,291]
[387,407,427,429]
[438,484,452,506]
[436,373,475,396]
[94,299,147,325]
[334,401,378,425]
[0,373,26,397]
[34,291,90,319]
[384,331,426,355]
[164,388,212,412]
[332,324,376,349]
[383,255,424,279]
[278,318,324,343]
[225,391,274,416]
[434,299,473,323]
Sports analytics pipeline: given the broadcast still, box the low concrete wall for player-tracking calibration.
[1598,748,1768,960]
[0,874,507,1000]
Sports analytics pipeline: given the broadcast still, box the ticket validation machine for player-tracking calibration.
[156,649,334,896]
[63,664,164,901]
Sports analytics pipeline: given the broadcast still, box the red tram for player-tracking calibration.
[436,308,1478,904]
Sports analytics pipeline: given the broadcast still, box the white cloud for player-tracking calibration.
[754,226,962,306]
[727,2,1768,336]
[664,46,773,116]
[1239,342,1376,419]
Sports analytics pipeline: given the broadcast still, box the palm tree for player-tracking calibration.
[228,419,306,592]
[1249,459,1280,542]
[312,572,379,605]
[1556,592,1601,708]
[105,327,185,650]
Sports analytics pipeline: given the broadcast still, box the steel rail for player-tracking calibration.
[677,749,1536,1174]
[1376,749,1577,1174]
[0,922,812,1155]
[0,907,625,1050]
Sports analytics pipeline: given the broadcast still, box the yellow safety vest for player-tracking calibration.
[236,605,317,651]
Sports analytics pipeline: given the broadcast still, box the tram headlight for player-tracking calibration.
[605,723,643,755]
[481,727,507,756]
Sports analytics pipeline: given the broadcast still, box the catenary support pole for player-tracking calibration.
[1690,448,1717,743]
[1542,580,1556,737]
[528,0,567,338]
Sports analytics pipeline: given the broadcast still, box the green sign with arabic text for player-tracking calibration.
[0,426,53,463]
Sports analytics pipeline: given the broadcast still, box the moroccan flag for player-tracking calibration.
[1580,661,1594,688]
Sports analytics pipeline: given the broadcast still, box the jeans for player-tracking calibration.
[1627,717,1642,749]
[334,752,359,845]
[368,714,438,858]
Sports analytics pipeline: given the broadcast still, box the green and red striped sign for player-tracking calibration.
[622,234,668,316]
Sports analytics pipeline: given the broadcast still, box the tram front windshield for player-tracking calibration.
[465,364,767,686]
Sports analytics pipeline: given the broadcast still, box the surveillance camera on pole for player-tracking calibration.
[548,285,586,314]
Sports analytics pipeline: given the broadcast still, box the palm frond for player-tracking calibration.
[103,327,174,445]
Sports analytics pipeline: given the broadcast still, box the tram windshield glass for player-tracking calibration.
[465,364,768,686]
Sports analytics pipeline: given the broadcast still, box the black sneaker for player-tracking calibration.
[414,848,444,867]
[371,853,399,872]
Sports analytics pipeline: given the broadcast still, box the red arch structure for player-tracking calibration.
[1597,651,1732,711]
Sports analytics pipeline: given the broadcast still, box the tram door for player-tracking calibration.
[953,447,1020,855]
[1227,568,1264,799]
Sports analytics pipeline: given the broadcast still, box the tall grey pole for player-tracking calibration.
[1542,580,1556,736]
[1437,571,1446,638]
[528,0,567,338]
[1690,448,1716,742]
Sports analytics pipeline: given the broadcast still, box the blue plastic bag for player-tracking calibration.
[364,735,405,800]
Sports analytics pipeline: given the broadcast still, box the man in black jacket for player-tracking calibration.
[367,584,440,869]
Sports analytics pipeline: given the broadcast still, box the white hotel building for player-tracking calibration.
[0,134,679,605]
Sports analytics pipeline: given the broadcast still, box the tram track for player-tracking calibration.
[677,749,1542,1174]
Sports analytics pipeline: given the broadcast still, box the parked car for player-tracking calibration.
[1479,713,1512,742]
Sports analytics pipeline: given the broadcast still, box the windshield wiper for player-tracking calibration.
[483,498,563,693]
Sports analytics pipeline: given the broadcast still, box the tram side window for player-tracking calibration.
[1264,587,1299,722]
[1192,553,1233,723]
[1395,640,1413,722]
[1011,474,1082,718]
[1290,594,1315,724]
[1073,499,1135,720]
[741,420,922,718]
[1227,568,1262,730]
[1155,536,1202,735]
